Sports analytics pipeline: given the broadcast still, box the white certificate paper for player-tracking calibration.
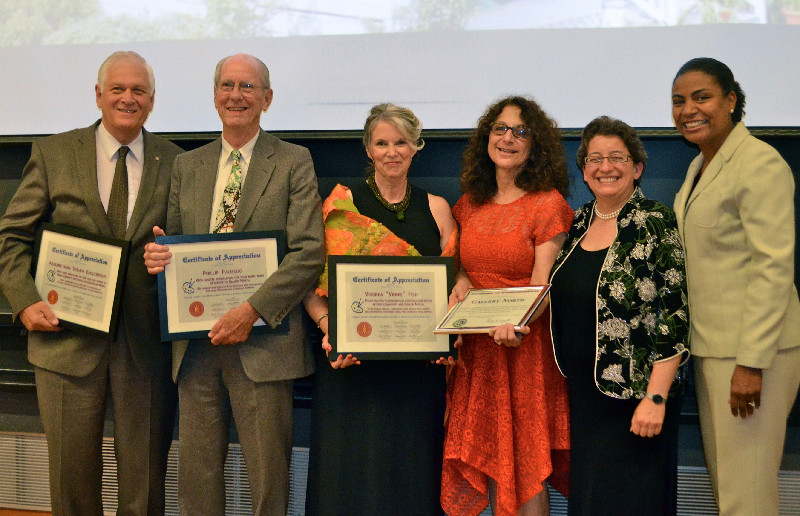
[435,286,551,334]
[329,256,455,359]
[158,232,283,340]
[34,224,127,336]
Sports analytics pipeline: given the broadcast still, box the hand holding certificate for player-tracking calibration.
[33,223,129,338]
[155,231,286,341]
[435,286,551,334]
[329,255,455,360]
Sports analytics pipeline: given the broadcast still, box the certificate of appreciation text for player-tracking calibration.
[157,231,284,341]
[329,256,455,359]
[34,223,128,338]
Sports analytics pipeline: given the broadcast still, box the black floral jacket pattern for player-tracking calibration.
[550,188,690,399]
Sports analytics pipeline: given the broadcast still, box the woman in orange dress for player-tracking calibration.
[440,96,572,516]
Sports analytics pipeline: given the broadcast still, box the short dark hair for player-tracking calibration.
[577,116,647,187]
[460,95,569,205]
[673,57,745,123]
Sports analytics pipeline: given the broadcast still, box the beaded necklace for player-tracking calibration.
[593,190,636,220]
[593,205,622,220]
[366,172,411,221]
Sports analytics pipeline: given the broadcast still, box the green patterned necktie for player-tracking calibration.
[213,149,242,233]
[107,146,129,238]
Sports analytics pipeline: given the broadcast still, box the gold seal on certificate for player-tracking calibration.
[33,223,129,338]
[329,255,455,360]
[435,285,551,334]
[156,231,286,341]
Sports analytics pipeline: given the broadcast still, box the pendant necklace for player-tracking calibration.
[367,172,411,221]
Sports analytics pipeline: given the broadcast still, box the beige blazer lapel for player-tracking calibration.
[674,154,702,237]
[235,131,276,232]
[674,123,752,243]
[686,155,724,208]
[677,123,750,231]
[74,124,114,237]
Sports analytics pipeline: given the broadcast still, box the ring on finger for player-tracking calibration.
[747,401,756,408]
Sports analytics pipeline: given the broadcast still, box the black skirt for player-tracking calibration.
[551,244,680,516]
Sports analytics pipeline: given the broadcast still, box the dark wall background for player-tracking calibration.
[0,128,798,423]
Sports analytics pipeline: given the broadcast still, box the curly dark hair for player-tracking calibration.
[576,116,647,187]
[673,57,746,123]
[460,95,569,205]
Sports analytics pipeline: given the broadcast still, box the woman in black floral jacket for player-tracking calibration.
[549,116,690,516]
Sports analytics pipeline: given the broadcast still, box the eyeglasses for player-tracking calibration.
[584,153,631,166]
[217,81,263,95]
[490,123,531,140]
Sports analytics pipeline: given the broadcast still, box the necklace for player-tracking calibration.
[366,172,411,221]
[595,190,637,220]
[593,204,622,220]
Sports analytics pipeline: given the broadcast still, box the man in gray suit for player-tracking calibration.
[0,51,181,515]
[144,53,324,515]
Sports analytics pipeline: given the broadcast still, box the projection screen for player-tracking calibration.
[1,0,798,134]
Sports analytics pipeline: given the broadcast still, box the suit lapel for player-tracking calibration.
[126,130,162,238]
[195,140,222,234]
[686,155,724,208]
[673,182,687,236]
[234,131,276,231]
[674,154,702,237]
[683,123,749,217]
[75,123,114,237]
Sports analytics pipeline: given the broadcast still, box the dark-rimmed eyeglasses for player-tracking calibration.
[490,123,531,140]
[584,153,631,166]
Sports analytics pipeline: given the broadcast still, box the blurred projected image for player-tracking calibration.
[2,0,797,47]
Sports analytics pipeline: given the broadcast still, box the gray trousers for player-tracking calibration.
[36,337,176,516]
[176,342,293,516]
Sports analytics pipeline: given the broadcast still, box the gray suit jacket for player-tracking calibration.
[167,130,324,382]
[674,122,800,368]
[0,122,183,377]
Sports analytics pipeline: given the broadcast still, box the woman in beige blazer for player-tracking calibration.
[672,57,800,516]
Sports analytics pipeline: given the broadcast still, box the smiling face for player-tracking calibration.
[95,57,154,145]
[366,120,417,183]
[583,135,643,206]
[487,105,532,176]
[672,70,736,157]
[214,54,273,142]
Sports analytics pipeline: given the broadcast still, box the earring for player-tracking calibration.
[730,108,734,114]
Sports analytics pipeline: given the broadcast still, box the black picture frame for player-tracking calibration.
[156,230,288,341]
[33,222,130,339]
[329,255,455,360]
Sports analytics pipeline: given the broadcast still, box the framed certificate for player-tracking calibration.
[435,285,551,334]
[329,255,455,360]
[156,231,287,341]
[33,223,129,339]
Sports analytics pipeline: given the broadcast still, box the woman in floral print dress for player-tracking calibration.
[549,116,690,516]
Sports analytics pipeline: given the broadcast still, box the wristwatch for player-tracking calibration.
[644,392,666,405]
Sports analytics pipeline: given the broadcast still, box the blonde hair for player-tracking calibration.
[362,103,425,152]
